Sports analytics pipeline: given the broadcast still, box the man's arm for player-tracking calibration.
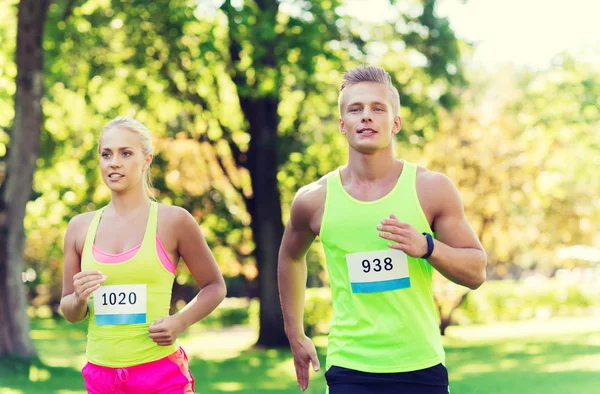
[278,185,323,391]
[379,171,486,289]
[278,194,317,340]
[425,173,486,289]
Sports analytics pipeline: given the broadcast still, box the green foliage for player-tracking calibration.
[191,290,333,334]
[264,280,599,336]
[414,58,600,276]
[195,297,253,328]
[0,0,465,306]
[455,279,599,325]
[200,305,250,327]
[0,0,17,159]
[303,288,333,336]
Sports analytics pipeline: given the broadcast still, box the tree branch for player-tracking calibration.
[62,0,77,21]
[198,134,246,203]
[152,5,250,206]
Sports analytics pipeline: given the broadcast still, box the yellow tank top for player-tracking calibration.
[81,202,177,367]
[320,162,445,372]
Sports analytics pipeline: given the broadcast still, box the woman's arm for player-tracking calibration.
[149,207,226,345]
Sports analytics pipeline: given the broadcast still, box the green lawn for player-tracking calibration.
[2,317,600,394]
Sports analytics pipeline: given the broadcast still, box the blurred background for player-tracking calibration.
[0,0,599,393]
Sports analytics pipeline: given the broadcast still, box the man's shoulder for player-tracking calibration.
[415,164,454,190]
[295,172,333,202]
[414,164,461,217]
[291,172,334,218]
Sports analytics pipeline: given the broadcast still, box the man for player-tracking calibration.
[278,65,486,394]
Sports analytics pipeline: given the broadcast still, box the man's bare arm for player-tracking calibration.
[278,184,325,391]
[278,188,320,341]
[426,173,487,289]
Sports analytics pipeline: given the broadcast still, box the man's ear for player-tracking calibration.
[339,117,347,134]
[392,116,402,135]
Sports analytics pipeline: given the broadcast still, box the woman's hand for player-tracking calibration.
[148,315,185,346]
[72,270,106,303]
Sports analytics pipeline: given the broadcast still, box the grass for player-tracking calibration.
[1,317,600,393]
[444,317,600,394]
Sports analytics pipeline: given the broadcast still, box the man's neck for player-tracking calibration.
[345,149,402,183]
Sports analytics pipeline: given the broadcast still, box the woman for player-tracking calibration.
[60,116,226,393]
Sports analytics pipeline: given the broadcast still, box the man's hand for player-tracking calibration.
[378,214,429,258]
[290,335,320,391]
[149,315,185,346]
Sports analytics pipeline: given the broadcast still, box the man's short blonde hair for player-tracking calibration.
[338,65,401,116]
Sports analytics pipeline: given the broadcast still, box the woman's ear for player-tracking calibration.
[145,153,154,169]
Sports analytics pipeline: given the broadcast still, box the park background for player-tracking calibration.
[1,0,599,393]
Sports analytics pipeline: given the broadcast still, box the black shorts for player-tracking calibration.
[325,363,449,394]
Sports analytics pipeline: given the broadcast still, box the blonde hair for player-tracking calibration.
[99,116,155,198]
[338,64,401,115]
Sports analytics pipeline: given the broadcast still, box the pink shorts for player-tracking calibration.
[82,347,195,394]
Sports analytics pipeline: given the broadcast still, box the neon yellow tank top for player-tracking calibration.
[320,161,444,373]
[81,202,177,367]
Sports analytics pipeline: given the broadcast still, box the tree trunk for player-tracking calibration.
[221,0,288,348]
[0,0,52,360]
[437,291,470,336]
[241,97,288,348]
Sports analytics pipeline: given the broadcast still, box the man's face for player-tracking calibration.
[339,82,402,154]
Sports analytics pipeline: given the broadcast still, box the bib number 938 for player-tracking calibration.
[361,257,393,273]
[346,249,410,293]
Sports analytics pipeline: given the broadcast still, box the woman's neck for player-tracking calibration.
[108,187,151,217]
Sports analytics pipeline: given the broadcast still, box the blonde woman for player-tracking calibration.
[60,117,226,393]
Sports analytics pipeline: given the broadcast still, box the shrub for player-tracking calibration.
[452,278,599,325]
[198,297,251,328]
[303,288,332,336]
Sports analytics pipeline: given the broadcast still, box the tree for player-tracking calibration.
[0,0,52,361]
[190,0,463,347]
[412,58,600,332]
[5,0,463,349]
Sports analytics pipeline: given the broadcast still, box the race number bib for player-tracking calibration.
[345,249,410,293]
[93,284,147,325]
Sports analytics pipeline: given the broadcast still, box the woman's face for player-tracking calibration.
[98,127,150,194]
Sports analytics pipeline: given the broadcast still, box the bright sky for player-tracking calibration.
[345,0,600,69]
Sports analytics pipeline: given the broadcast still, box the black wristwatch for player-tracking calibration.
[421,232,434,259]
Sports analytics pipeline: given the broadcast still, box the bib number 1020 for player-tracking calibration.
[101,292,137,306]
[362,257,393,273]
[93,284,146,325]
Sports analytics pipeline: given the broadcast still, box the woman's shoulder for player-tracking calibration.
[65,210,98,253]
[156,203,197,228]
[67,210,97,232]
[157,203,191,218]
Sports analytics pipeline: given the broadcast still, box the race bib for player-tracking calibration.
[346,249,410,293]
[93,284,147,325]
